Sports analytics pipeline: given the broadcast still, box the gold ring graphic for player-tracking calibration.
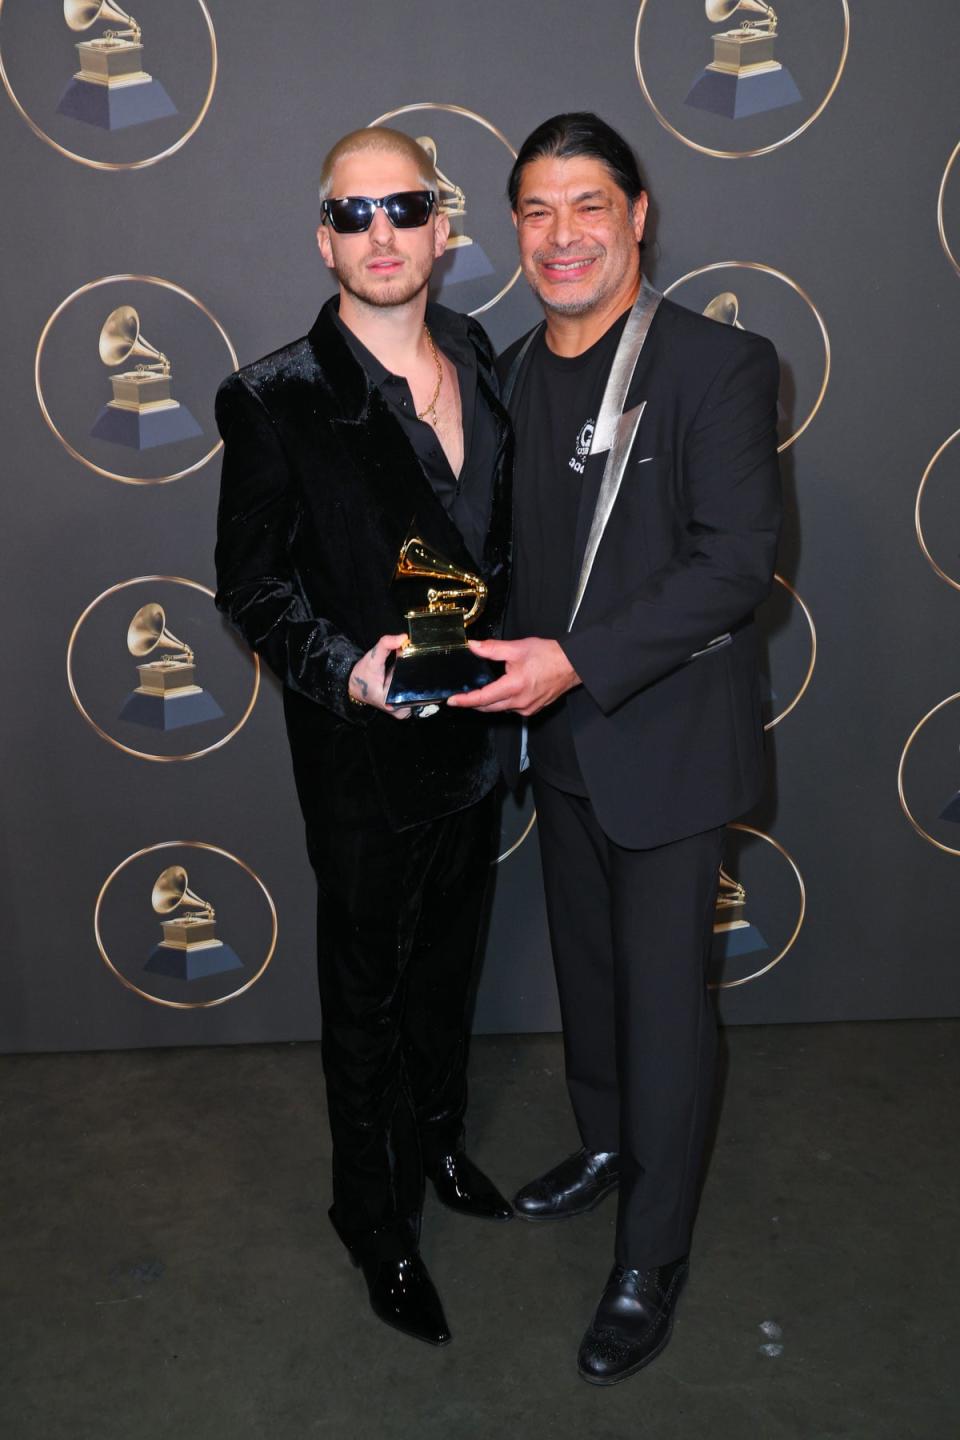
[0,0,217,171]
[711,823,805,989]
[67,575,260,762]
[495,808,537,865]
[937,140,960,279]
[94,840,278,1010]
[368,102,521,317]
[664,261,830,453]
[915,426,960,591]
[35,273,237,485]
[898,692,960,857]
[634,0,850,160]
[765,574,817,731]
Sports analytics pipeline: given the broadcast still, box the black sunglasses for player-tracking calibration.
[321,190,436,234]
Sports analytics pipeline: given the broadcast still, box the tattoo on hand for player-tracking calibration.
[356,677,368,699]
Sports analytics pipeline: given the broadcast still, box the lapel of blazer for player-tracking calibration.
[307,301,480,582]
[567,279,663,629]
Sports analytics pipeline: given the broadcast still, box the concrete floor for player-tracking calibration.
[1,1022,958,1440]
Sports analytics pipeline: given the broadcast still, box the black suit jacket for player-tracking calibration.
[214,297,512,832]
[499,288,781,849]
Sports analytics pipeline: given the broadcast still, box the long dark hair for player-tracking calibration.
[507,112,646,210]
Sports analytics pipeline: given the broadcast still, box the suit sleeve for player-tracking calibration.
[562,335,781,715]
[214,373,366,724]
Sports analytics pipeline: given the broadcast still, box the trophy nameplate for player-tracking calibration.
[135,660,199,696]
[74,38,151,87]
[385,533,502,706]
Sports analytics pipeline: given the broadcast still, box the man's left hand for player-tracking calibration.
[446,637,580,716]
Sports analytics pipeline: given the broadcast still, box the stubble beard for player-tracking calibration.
[334,250,433,310]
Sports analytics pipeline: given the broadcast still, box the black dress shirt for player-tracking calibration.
[333,301,496,568]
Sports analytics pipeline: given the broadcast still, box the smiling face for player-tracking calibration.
[316,147,449,310]
[512,154,648,317]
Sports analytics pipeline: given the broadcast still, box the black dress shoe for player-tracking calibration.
[357,1250,452,1347]
[513,1147,620,1221]
[577,1256,688,1385]
[429,1151,513,1220]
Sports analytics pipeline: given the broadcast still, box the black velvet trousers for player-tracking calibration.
[532,773,724,1270]
[305,787,498,1262]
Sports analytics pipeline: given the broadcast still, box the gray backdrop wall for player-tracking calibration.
[2,0,959,1054]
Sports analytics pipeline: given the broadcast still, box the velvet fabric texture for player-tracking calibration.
[214,297,512,832]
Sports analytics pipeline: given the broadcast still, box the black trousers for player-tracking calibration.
[532,773,724,1269]
[305,788,498,1262]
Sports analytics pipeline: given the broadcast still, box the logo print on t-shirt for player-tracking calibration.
[569,419,594,475]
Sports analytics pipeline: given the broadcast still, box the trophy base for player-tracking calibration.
[386,647,503,706]
[712,922,768,960]
[119,687,224,731]
[939,792,960,823]
[432,241,495,289]
[90,401,202,450]
[684,65,801,119]
[145,941,243,981]
[56,76,177,131]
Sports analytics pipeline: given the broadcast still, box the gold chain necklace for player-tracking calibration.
[416,326,443,426]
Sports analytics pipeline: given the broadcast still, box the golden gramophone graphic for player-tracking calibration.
[144,865,243,980]
[119,602,224,731]
[90,306,202,451]
[685,0,801,120]
[385,533,502,706]
[703,292,745,329]
[415,136,495,287]
[56,1,177,131]
[712,865,768,958]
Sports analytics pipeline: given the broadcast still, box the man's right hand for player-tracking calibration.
[348,634,411,719]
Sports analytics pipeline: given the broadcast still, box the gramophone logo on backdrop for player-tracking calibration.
[92,304,202,449]
[898,691,960,859]
[708,825,805,990]
[56,1,176,131]
[665,262,831,455]
[369,105,520,317]
[0,0,216,169]
[95,841,278,1009]
[35,275,236,485]
[67,576,259,762]
[685,1,800,119]
[633,0,850,160]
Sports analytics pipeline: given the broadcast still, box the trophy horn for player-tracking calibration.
[151,865,215,921]
[64,0,141,41]
[127,602,194,663]
[99,306,170,375]
[706,0,775,26]
[396,535,487,626]
[703,292,744,330]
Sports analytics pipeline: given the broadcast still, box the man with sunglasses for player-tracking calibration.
[214,128,512,1348]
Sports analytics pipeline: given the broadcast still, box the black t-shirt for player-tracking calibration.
[511,313,629,793]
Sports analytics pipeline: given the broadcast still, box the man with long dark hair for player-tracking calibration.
[451,113,781,1382]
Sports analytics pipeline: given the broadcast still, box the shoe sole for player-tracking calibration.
[514,1180,619,1222]
[576,1270,688,1386]
[375,1311,453,1348]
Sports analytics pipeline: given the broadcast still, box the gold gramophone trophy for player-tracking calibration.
[685,0,801,119]
[90,306,202,451]
[118,602,224,731]
[144,865,242,980]
[712,865,768,959]
[416,136,495,287]
[56,1,177,131]
[385,534,502,706]
[703,292,745,329]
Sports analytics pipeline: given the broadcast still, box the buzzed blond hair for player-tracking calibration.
[318,127,438,202]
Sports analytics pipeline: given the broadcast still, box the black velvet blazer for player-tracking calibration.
[214,298,512,832]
